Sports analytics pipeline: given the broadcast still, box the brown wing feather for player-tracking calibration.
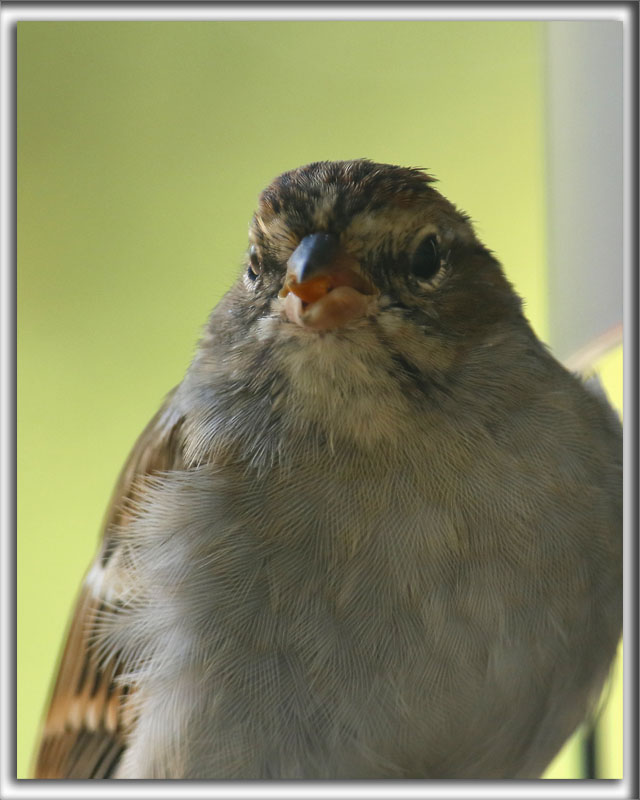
[33,389,185,778]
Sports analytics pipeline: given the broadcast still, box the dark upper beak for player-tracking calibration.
[287,233,340,283]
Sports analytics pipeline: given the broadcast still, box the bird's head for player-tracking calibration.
[232,160,522,343]
[191,161,534,461]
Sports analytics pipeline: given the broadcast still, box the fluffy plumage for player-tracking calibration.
[34,160,622,779]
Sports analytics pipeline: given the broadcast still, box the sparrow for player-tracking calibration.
[34,160,622,779]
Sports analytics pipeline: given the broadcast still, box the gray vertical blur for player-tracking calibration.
[545,22,623,362]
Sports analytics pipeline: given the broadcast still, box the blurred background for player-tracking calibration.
[17,20,623,779]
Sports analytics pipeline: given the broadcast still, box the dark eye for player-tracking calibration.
[410,235,441,281]
[247,245,261,280]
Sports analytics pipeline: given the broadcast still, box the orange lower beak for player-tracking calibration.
[279,235,378,330]
[285,274,333,305]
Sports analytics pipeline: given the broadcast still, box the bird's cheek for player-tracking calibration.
[281,286,376,331]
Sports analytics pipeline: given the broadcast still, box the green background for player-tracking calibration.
[17,21,622,779]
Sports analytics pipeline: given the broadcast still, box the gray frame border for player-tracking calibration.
[2,3,637,799]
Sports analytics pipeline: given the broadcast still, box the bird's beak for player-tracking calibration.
[279,233,378,330]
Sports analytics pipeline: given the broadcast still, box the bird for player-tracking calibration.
[34,159,622,780]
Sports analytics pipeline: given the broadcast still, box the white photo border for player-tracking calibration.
[2,3,636,799]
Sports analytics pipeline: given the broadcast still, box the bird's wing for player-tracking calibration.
[33,389,185,778]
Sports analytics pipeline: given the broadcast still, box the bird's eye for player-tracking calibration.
[247,245,261,280]
[410,235,441,281]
